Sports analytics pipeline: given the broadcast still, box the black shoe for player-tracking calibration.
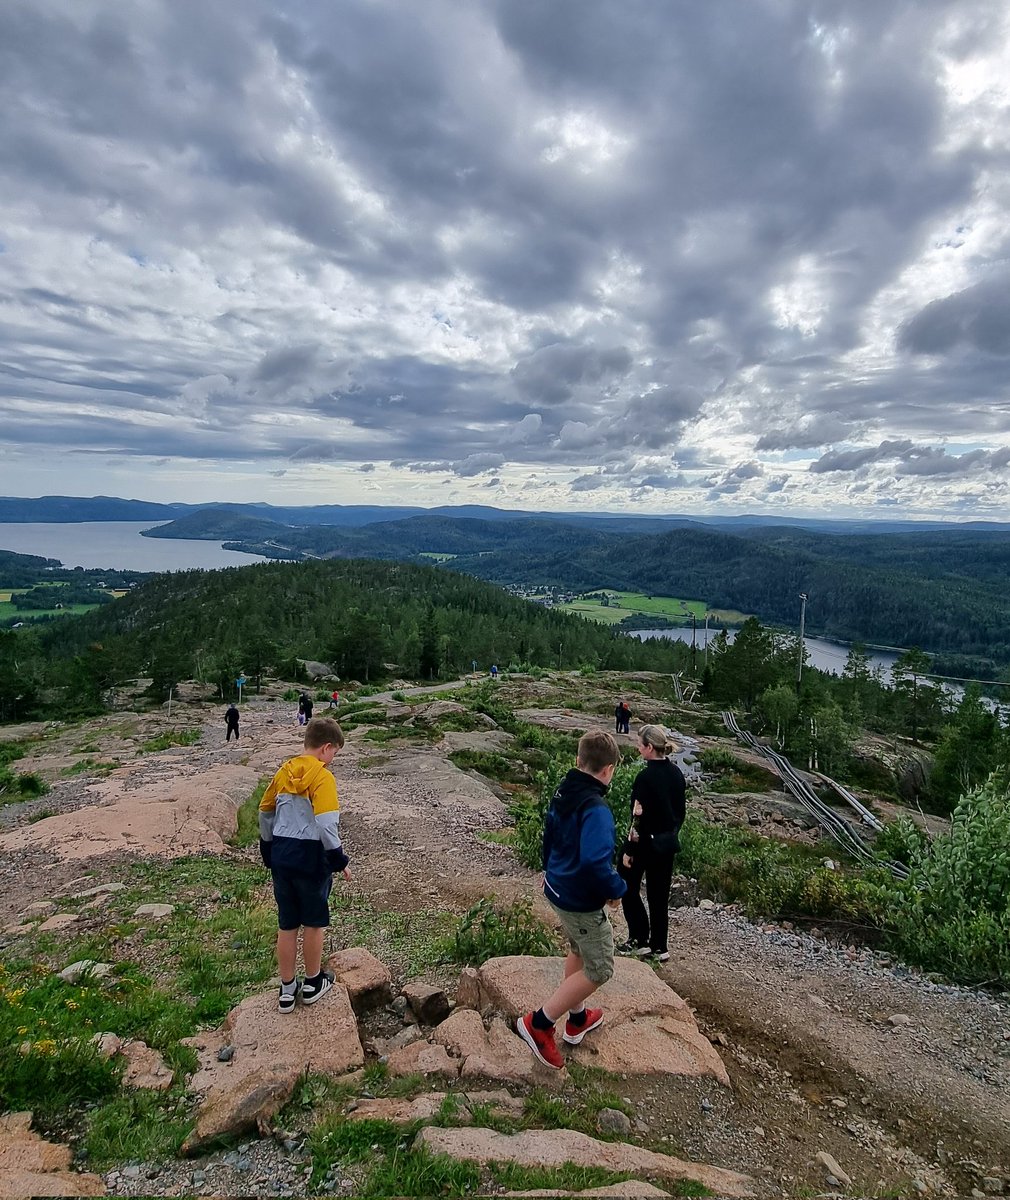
[278,980,300,1013]
[301,970,334,1005]
[616,941,643,956]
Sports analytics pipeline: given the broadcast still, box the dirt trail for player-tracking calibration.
[2,690,1008,1196]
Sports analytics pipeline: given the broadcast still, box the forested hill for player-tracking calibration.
[166,513,1010,667]
[30,558,690,692]
[446,524,1010,665]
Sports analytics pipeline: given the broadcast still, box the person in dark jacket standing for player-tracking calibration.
[614,701,631,734]
[516,730,626,1070]
[225,704,240,741]
[617,724,686,962]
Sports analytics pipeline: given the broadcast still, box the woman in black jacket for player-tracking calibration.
[617,724,686,961]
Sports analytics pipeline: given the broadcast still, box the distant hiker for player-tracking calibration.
[490,664,499,679]
[516,730,625,1070]
[328,690,340,709]
[616,724,686,963]
[614,701,631,735]
[297,692,313,726]
[225,704,240,741]
[259,717,351,1013]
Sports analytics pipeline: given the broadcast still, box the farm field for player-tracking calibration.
[0,579,108,624]
[558,589,750,626]
[417,551,457,561]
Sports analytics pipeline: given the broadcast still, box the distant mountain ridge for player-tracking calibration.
[4,494,1010,535]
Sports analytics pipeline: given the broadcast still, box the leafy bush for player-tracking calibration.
[885,775,1010,987]
[450,749,527,784]
[441,897,558,965]
[139,729,201,753]
[873,815,928,867]
[698,747,739,771]
[679,815,885,926]
[0,765,49,802]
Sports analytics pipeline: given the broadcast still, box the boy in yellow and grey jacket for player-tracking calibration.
[259,716,350,1012]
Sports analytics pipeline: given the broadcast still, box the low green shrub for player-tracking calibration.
[139,729,201,753]
[678,815,885,926]
[449,749,527,784]
[885,775,1010,987]
[873,815,929,867]
[0,766,49,801]
[441,897,558,965]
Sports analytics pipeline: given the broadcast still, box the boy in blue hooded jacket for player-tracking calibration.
[517,730,626,1069]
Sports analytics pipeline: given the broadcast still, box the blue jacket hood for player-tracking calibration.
[542,768,627,913]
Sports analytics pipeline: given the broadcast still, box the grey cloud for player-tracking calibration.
[511,342,633,405]
[570,471,607,492]
[899,275,1010,357]
[756,413,854,451]
[359,462,376,473]
[809,440,915,473]
[452,453,505,476]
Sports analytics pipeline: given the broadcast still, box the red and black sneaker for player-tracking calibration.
[562,1007,604,1045]
[516,1012,564,1069]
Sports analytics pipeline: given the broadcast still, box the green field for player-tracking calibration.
[558,590,749,626]
[417,552,457,562]
[0,580,105,623]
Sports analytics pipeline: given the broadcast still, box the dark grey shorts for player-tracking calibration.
[548,900,615,984]
[273,869,332,930]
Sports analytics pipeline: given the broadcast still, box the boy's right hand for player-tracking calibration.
[605,897,622,910]
[340,867,352,882]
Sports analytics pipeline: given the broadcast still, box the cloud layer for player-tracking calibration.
[2,0,1010,515]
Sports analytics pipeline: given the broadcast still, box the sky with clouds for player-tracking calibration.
[3,0,1010,518]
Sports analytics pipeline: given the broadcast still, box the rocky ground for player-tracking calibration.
[0,673,1007,1197]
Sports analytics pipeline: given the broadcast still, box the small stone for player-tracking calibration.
[216,1045,235,1062]
[133,903,175,920]
[815,1151,853,1188]
[911,1181,928,1194]
[59,959,113,984]
[596,1107,632,1137]
[700,1098,713,1112]
[888,1013,913,1027]
[122,1165,141,1179]
[981,1179,1004,1194]
[192,1170,206,1185]
[826,1174,841,1188]
[754,1126,765,1137]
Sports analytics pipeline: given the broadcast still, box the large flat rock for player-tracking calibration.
[0,765,257,861]
[415,1127,754,1197]
[477,956,730,1085]
[0,1112,105,1196]
[182,985,364,1153]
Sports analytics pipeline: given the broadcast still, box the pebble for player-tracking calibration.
[216,1045,235,1062]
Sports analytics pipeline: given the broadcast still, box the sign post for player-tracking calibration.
[236,674,248,703]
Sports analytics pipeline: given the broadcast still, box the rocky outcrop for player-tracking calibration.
[91,1034,173,1090]
[0,765,257,861]
[181,986,364,1154]
[403,981,450,1025]
[414,1127,754,1197]
[505,1185,673,1198]
[432,1008,549,1084]
[328,947,393,1013]
[349,1090,524,1124]
[473,956,730,1085]
[0,1112,105,1197]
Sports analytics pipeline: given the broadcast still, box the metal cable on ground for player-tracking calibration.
[720,712,910,882]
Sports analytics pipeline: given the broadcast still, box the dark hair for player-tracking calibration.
[577,729,620,774]
[304,716,344,751]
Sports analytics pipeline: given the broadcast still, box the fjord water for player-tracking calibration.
[0,522,267,570]
[634,626,900,681]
